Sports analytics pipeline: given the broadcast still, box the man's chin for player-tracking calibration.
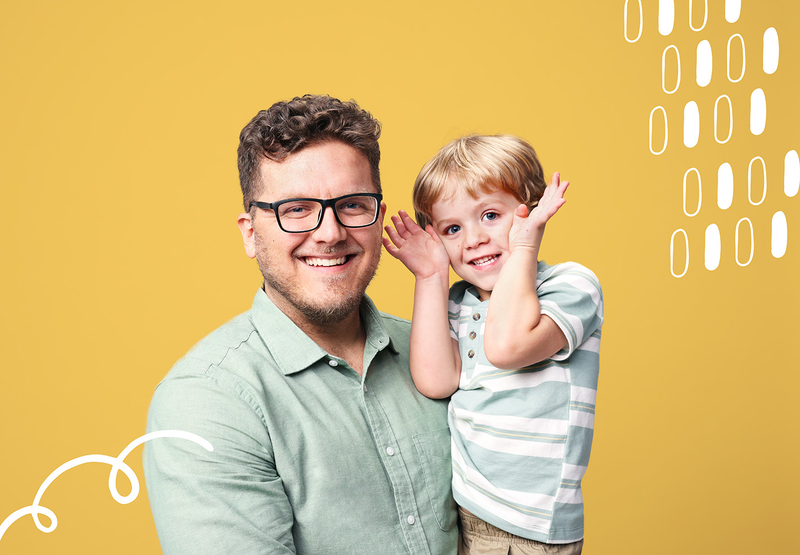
[264,278,365,326]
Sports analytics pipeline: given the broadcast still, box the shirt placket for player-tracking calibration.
[361,372,432,555]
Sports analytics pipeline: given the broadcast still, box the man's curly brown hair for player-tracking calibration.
[237,94,382,209]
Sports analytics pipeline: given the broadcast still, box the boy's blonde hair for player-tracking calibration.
[412,134,547,229]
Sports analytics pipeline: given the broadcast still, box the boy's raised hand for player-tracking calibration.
[383,210,451,280]
[509,173,569,252]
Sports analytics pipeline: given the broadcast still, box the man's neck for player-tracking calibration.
[265,289,368,375]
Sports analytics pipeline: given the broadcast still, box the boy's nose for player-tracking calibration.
[464,227,489,249]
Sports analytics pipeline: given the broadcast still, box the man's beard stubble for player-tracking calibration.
[254,237,380,326]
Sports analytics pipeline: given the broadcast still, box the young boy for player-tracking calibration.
[383,135,603,554]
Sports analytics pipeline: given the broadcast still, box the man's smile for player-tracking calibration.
[303,255,351,267]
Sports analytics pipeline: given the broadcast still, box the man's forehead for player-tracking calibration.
[255,143,376,200]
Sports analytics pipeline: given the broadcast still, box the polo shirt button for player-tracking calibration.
[363,384,368,392]
[473,313,481,321]
[469,331,476,340]
[386,447,395,456]
[407,515,415,525]
[328,359,339,367]
[468,350,475,358]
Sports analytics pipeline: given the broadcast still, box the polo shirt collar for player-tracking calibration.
[249,288,397,376]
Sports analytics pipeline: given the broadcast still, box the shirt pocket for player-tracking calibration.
[412,427,457,532]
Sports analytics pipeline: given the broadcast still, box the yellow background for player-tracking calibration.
[1,1,798,553]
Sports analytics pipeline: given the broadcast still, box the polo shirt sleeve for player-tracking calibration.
[143,371,295,555]
[537,263,604,362]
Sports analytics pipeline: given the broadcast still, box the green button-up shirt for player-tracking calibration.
[144,290,457,555]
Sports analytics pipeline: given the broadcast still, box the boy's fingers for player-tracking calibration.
[391,214,411,238]
[384,225,404,247]
[549,172,561,187]
[382,237,400,258]
[425,225,443,244]
[399,210,422,233]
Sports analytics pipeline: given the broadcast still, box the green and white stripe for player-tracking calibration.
[447,261,603,544]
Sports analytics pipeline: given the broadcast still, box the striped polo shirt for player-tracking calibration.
[447,261,604,544]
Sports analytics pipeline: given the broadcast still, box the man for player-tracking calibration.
[143,95,457,555]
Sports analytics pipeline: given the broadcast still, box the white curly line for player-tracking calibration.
[0,430,213,541]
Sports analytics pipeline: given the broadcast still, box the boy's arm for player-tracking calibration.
[384,211,461,398]
[484,174,569,370]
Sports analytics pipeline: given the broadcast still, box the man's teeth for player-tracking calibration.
[305,257,347,267]
[471,255,498,266]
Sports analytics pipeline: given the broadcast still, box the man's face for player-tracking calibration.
[238,141,385,325]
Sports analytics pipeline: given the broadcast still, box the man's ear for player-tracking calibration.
[237,212,257,259]
[377,201,387,227]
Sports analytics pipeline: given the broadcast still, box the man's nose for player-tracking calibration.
[311,206,348,243]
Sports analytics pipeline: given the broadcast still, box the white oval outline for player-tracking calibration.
[670,229,690,278]
[725,0,741,23]
[772,211,788,258]
[763,27,779,74]
[683,168,702,217]
[727,34,746,83]
[748,156,767,206]
[659,0,675,36]
[735,217,754,267]
[785,150,800,198]
[683,101,699,148]
[696,40,713,87]
[717,162,734,210]
[750,88,766,135]
[624,0,644,43]
[705,223,721,271]
[662,45,681,94]
[714,95,733,144]
[689,0,708,32]
[649,106,668,155]
[0,431,214,540]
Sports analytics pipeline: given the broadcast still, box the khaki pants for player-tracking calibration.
[458,507,584,555]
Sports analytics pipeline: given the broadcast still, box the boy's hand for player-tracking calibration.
[509,173,569,252]
[383,210,451,280]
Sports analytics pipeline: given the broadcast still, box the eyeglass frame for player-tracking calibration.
[249,192,383,234]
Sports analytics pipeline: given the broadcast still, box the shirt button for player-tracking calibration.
[469,331,477,340]
[328,359,339,367]
[468,350,475,358]
[363,384,368,392]
[473,313,481,321]
[407,515,415,525]
[386,447,395,456]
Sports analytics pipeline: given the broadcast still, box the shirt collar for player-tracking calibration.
[249,289,397,376]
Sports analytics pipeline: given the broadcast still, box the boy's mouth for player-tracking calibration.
[304,256,350,267]
[469,255,499,267]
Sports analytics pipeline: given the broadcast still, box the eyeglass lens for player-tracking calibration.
[277,195,378,232]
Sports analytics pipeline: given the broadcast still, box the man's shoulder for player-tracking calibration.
[166,309,263,380]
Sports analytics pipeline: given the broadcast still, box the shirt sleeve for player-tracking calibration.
[537,264,604,361]
[143,372,296,555]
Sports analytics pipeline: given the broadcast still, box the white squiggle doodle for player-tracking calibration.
[0,430,213,541]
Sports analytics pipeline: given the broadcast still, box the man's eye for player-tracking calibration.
[280,203,316,218]
[444,225,461,235]
[341,201,367,212]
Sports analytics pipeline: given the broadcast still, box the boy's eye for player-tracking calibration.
[444,224,461,235]
[482,212,499,222]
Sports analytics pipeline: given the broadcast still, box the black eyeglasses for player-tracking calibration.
[250,193,383,233]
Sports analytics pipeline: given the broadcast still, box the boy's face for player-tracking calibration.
[429,184,521,301]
